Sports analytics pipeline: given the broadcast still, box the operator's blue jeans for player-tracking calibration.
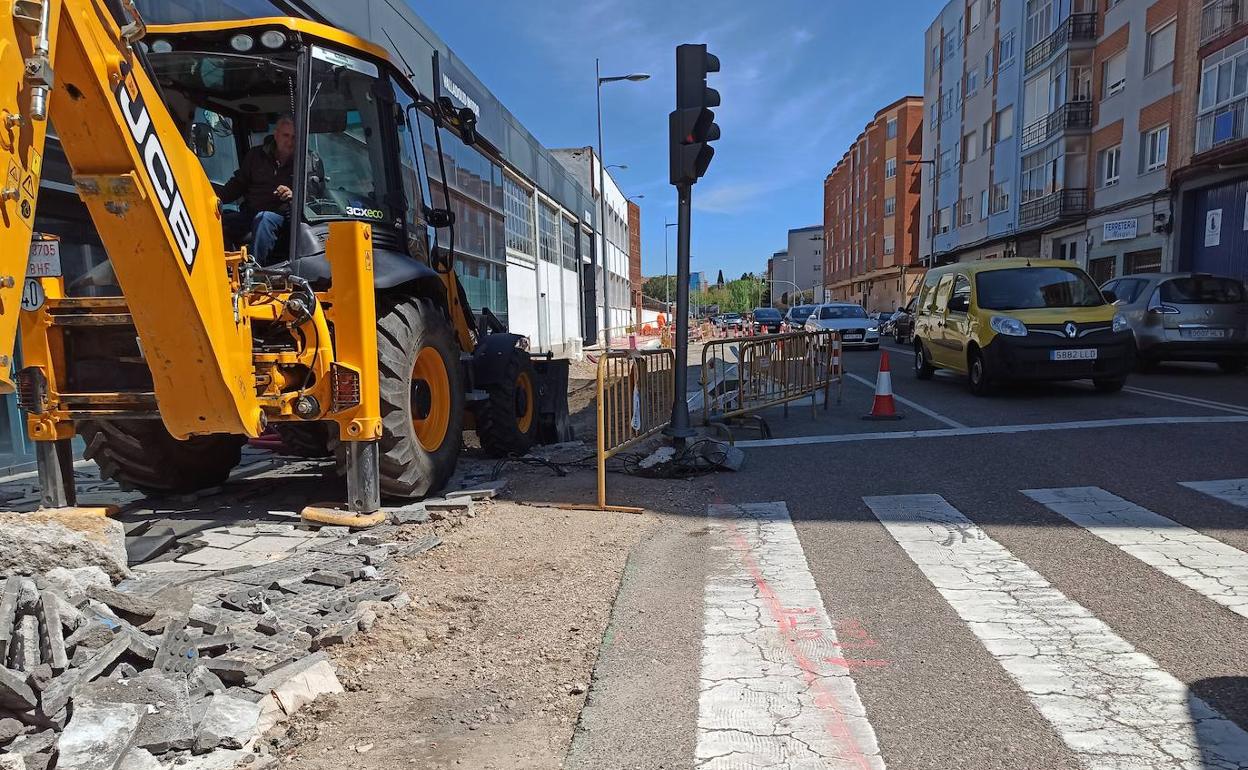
[251,210,287,264]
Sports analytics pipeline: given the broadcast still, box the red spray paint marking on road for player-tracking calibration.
[723,522,876,770]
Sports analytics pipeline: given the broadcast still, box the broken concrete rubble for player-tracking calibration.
[0,513,130,582]
[0,459,479,770]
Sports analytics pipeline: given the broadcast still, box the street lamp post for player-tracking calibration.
[663,220,677,316]
[596,60,649,348]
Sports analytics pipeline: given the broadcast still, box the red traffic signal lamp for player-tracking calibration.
[670,44,720,186]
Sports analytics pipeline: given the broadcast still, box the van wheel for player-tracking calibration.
[968,349,995,396]
[914,341,935,380]
[1218,357,1248,374]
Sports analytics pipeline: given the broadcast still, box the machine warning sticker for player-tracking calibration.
[20,278,44,312]
[20,173,34,199]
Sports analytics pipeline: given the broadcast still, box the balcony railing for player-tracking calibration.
[1019,189,1089,229]
[1019,102,1094,151]
[1202,0,1248,45]
[1196,94,1248,155]
[1025,14,1098,72]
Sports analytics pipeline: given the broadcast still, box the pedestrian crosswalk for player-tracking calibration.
[703,479,1248,770]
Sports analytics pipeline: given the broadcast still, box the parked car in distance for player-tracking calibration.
[912,259,1132,395]
[891,298,918,345]
[803,303,880,349]
[716,312,744,331]
[1102,272,1248,373]
[785,304,817,328]
[752,307,783,335]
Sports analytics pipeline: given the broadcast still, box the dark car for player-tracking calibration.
[785,304,817,328]
[891,298,918,345]
[752,307,783,335]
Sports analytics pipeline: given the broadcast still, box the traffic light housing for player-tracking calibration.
[670,44,720,186]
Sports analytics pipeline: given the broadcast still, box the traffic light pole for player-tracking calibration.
[667,182,697,448]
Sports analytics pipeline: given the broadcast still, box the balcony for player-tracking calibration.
[1025,14,1098,72]
[1196,94,1248,155]
[1019,189,1089,229]
[1201,0,1248,46]
[1019,102,1094,151]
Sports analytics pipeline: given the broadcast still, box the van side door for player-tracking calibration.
[941,273,973,371]
[927,274,956,367]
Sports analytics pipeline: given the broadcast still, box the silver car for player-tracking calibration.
[1101,272,1248,373]
[803,303,880,349]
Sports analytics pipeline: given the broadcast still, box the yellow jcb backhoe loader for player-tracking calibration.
[0,0,566,526]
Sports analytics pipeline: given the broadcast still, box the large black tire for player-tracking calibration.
[80,420,245,494]
[274,423,333,458]
[370,294,465,499]
[968,348,995,397]
[474,349,538,457]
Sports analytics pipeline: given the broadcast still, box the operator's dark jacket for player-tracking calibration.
[219,136,293,215]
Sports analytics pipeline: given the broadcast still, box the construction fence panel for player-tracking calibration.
[699,330,843,425]
[591,348,676,511]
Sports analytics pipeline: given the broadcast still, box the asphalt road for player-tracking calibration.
[567,339,1248,770]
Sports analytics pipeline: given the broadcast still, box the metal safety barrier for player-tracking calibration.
[699,330,843,427]
[566,348,676,512]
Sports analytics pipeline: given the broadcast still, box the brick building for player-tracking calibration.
[823,96,925,312]
[627,200,642,324]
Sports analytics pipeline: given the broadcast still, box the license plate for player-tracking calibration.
[1051,348,1098,361]
[844,334,863,342]
[1183,328,1226,339]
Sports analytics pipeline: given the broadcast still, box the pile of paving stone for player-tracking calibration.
[0,511,454,770]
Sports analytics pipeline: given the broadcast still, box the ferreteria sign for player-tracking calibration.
[1103,218,1138,242]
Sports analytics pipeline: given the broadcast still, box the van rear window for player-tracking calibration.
[1160,277,1245,304]
[975,267,1105,310]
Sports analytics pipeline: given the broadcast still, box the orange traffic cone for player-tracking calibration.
[863,351,904,420]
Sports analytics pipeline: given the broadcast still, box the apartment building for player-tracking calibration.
[922,0,1189,281]
[824,97,925,312]
[1171,0,1248,282]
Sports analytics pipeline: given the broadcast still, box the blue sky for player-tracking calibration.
[414,0,936,280]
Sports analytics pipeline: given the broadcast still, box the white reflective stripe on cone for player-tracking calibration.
[876,370,893,397]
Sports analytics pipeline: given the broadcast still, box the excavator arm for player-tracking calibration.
[0,0,263,438]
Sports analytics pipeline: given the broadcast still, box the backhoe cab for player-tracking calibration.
[0,7,555,525]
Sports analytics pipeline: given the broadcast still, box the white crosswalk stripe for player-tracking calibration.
[1023,486,1248,619]
[700,502,884,769]
[1181,478,1248,510]
[865,493,1248,770]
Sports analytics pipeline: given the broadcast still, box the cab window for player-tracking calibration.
[920,275,942,314]
[391,77,429,260]
[933,274,955,313]
[949,274,971,313]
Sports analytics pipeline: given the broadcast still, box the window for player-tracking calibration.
[969,0,982,31]
[1141,125,1169,172]
[938,206,952,233]
[950,274,972,312]
[959,196,974,225]
[1103,51,1127,97]
[503,176,535,258]
[963,132,979,162]
[884,196,897,216]
[985,50,995,81]
[1021,144,1059,203]
[1125,248,1163,274]
[560,216,578,271]
[966,68,979,95]
[1088,256,1117,284]
[887,118,898,139]
[999,32,1016,64]
[991,181,1011,213]
[884,235,896,254]
[931,44,941,73]
[538,202,559,264]
[981,117,993,152]
[885,158,897,178]
[939,148,956,173]
[1100,144,1122,186]
[1106,277,1148,303]
[980,189,990,219]
[995,105,1015,140]
[1146,20,1176,74]
[1160,276,1246,303]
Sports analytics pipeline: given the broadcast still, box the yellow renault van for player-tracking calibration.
[911,259,1133,395]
